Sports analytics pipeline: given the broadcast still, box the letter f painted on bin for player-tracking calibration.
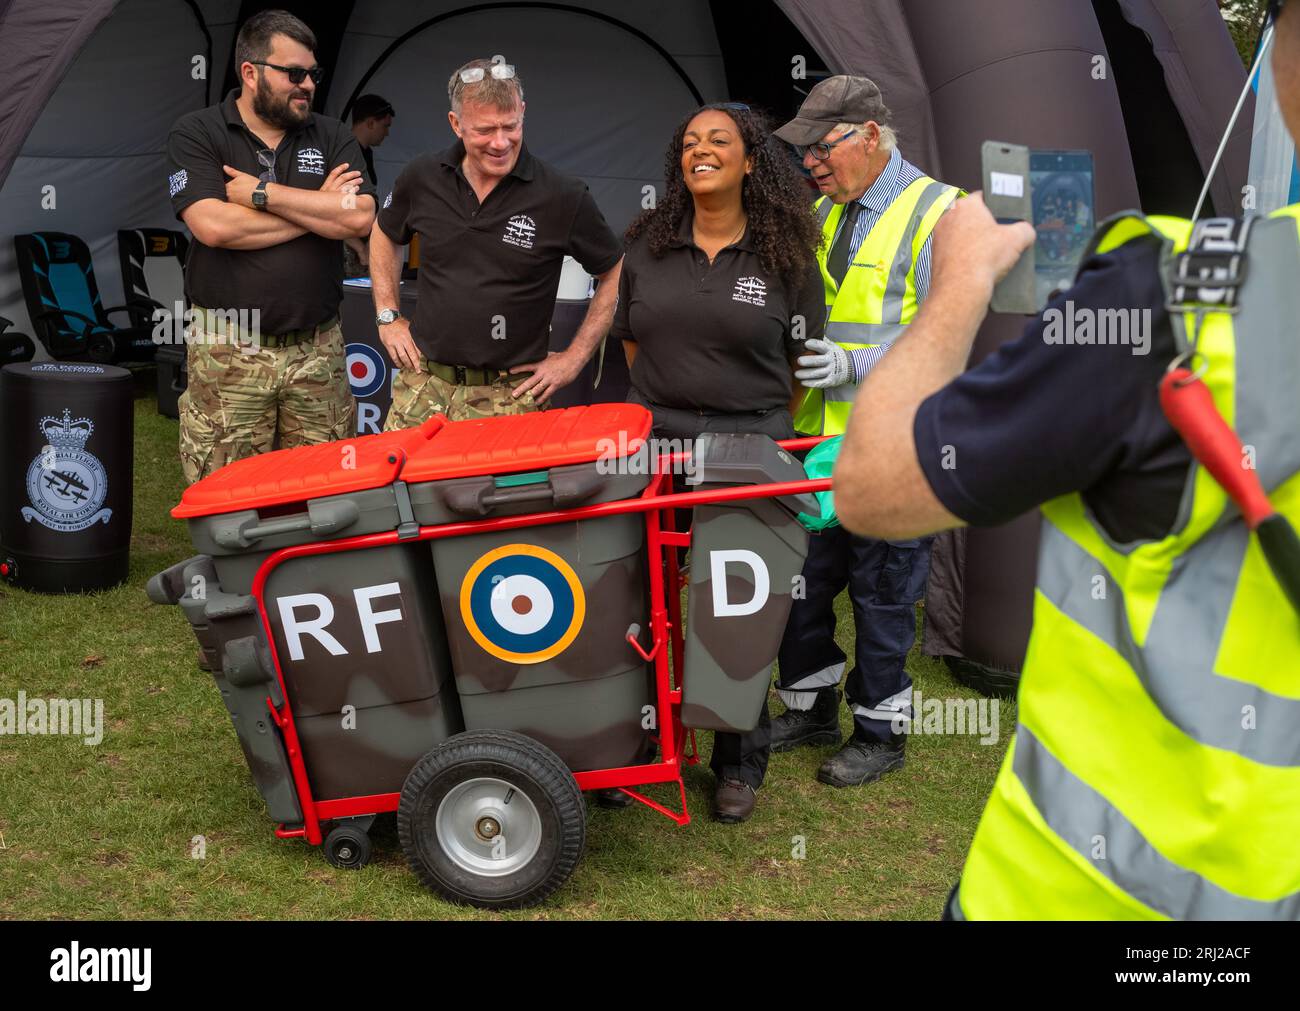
[710,549,770,617]
[355,582,403,653]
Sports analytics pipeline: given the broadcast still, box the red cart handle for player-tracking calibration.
[1160,366,1300,615]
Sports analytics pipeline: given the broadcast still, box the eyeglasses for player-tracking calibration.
[796,128,860,162]
[255,148,276,183]
[250,61,324,85]
[459,63,516,84]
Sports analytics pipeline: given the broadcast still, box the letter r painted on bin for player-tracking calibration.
[710,549,770,618]
[277,592,346,661]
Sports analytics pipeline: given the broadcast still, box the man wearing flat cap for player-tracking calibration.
[768,76,963,787]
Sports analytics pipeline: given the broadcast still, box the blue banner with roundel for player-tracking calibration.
[459,544,586,664]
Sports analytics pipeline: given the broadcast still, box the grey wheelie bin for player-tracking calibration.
[402,405,657,773]
[680,432,817,733]
[149,418,463,805]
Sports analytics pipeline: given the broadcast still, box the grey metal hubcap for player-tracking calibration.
[435,777,542,877]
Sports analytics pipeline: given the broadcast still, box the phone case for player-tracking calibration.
[981,141,1035,315]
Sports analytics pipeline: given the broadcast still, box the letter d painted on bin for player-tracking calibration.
[710,549,769,617]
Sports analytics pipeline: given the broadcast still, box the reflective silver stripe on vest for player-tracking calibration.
[1038,520,1300,766]
[1014,724,1300,919]
[881,180,952,324]
[1225,215,1300,495]
[816,198,834,228]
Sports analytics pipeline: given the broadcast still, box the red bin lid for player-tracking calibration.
[401,404,651,482]
[172,416,445,518]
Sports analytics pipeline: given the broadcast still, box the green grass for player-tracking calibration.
[0,390,1013,919]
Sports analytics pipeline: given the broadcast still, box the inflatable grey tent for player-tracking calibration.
[0,0,1253,683]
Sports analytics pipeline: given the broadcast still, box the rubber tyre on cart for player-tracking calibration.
[324,823,372,870]
[397,730,586,909]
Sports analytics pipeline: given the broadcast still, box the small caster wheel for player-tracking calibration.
[324,823,371,870]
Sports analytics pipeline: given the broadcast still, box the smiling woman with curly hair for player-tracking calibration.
[609,103,826,825]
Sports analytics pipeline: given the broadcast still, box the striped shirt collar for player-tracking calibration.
[853,146,905,214]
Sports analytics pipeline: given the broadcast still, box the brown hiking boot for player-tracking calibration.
[713,778,757,823]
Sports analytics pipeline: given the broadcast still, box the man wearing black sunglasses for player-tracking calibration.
[164,9,376,483]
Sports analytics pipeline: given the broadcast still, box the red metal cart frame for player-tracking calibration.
[250,435,831,849]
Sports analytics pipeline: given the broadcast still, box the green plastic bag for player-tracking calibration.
[797,435,842,532]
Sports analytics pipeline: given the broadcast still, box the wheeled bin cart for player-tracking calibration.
[151,405,830,908]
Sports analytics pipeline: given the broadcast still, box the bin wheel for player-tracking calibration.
[324,823,372,870]
[398,730,585,909]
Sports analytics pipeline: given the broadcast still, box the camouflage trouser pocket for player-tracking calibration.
[177,387,215,485]
[280,326,356,446]
[385,368,452,431]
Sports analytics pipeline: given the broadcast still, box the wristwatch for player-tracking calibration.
[252,179,269,211]
[375,308,401,325]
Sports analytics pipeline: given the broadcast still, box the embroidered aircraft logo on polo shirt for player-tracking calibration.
[297,147,325,175]
[502,214,536,249]
[732,276,767,306]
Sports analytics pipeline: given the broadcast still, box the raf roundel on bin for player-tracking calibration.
[345,342,388,398]
[460,544,586,664]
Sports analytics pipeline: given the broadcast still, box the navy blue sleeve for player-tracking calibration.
[913,237,1175,527]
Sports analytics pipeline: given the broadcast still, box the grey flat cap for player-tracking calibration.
[774,76,889,146]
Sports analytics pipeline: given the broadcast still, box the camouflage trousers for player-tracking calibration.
[383,364,539,430]
[178,314,356,484]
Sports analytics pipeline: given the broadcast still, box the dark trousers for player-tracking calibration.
[628,387,792,791]
[776,525,933,744]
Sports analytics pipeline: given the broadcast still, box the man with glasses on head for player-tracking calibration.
[766,76,962,788]
[369,57,623,427]
[165,9,376,483]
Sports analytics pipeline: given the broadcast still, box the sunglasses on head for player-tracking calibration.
[460,63,516,84]
[250,61,324,85]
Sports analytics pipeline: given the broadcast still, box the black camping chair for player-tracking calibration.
[13,231,157,364]
[117,227,189,330]
[0,316,36,364]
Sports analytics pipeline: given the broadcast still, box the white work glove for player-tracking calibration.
[795,338,854,389]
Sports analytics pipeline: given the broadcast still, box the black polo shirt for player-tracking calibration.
[914,235,1191,543]
[166,89,376,334]
[611,214,826,413]
[376,140,621,368]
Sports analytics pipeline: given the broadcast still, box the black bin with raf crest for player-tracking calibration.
[0,362,133,593]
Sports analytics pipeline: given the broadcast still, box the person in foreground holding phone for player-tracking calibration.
[612,103,824,822]
[835,0,1300,920]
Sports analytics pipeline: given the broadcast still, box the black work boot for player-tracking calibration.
[594,787,636,809]
[770,687,842,753]
[816,732,905,788]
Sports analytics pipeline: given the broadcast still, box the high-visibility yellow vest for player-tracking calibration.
[793,174,960,436]
[955,206,1300,920]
